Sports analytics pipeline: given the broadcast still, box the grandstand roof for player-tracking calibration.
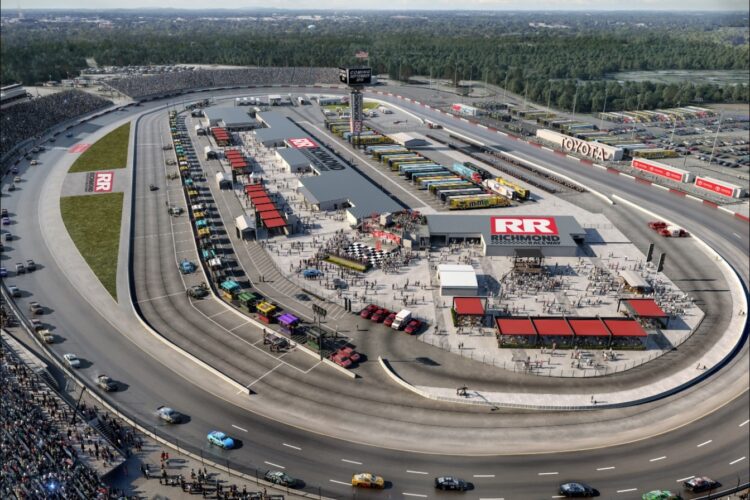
[204,106,255,128]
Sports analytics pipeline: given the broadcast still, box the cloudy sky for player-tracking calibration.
[11,0,750,11]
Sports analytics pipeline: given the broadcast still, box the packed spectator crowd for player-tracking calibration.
[0,345,116,499]
[107,67,339,99]
[0,90,112,158]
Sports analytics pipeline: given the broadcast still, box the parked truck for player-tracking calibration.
[391,309,412,330]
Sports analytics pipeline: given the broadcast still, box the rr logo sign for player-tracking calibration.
[288,138,317,149]
[491,217,558,235]
[93,171,114,193]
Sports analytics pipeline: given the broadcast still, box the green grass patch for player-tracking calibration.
[68,122,131,173]
[60,193,124,299]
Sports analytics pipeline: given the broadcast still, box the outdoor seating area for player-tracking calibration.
[496,316,649,350]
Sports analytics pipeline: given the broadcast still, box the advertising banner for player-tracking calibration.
[694,177,739,198]
[631,159,689,182]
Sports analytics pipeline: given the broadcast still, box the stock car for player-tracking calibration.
[370,308,389,323]
[206,431,234,449]
[264,470,298,488]
[383,312,397,327]
[156,406,182,424]
[683,477,720,493]
[434,476,469,491]
[63,353,81,369]
[642,491,682,500]
[351,473,385,489]
[404,319,423,335]
[559,482,598,497]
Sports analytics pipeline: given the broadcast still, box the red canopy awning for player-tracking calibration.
[453,297,485,316]
[263,217,287,229]
[496,318,536,336]
[604,319,648,337]
[569,319,609,337]
[260,210,282,220]
[254,203,276,212]
[533,318,573,336]
[626,299,667,318]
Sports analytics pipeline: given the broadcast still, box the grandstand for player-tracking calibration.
[107,67,340,100]
[0,90,112,159]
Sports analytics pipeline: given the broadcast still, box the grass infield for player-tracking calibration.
[68,122,131,173]
[60,192,124,299]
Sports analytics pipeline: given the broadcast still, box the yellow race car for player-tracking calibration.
[352,472,385,489]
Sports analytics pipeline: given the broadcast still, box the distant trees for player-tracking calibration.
[1,12,747,112]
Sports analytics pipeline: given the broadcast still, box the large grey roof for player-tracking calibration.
[300,169,403,220]
[277,148,309,167]
[255,111,305,141]
[204,106,255,127]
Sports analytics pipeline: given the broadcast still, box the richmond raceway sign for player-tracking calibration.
[489,217,561,246]
[560,136,613,162]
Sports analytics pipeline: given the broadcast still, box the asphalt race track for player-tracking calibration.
[2,86,748,499]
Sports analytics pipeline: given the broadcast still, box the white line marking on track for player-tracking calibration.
[730,456,746,465]
[617,488,637,493]
[137,290,187,303]
[341,459,362,465]
[677,476,695,482]
[329,479,350,486]
[402,494,428,498]
[473,474,495,478]
[697,440,712,447]
[551,496,566,499]
[650,456,667,462]
[406,470,429,475]
[740,419,749,427]
[282,443,301,451]
[538,472,559,476]
[231,425,247,432]
[264,461,284,469]
[734,232,742,239]
[479,498,503,500]
[596,466,615,471]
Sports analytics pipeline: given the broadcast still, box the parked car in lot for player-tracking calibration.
[15,262,25,274]
[435,476,469,491]
[25,259,36,272]
[264,470,298,487]
[157,406,181,424]
[559,482,598,497]
[328,351,353,369]
[371,308,389,323]
[1,208,8,217]
[96,374,117,392]
[351,473,384,489]
[10,166,19,174]
[207,431,234,449]
[359,304,378,319]
[383,312,397,327]
[404,319,423,335]
[63,353,81,368]
[337,346,361,363]
[0,267,7,278]
[8,285,21,297]
[2,217,10,225]
[683,477,720,493]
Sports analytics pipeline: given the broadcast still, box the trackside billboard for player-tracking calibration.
[631,159,694,183]
[694,176,746,198]
[537,129,623,162]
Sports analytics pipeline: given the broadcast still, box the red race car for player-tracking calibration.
[403,319,423,335]
[359,304,378,319]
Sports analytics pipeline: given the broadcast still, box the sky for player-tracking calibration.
[9,0,750,11]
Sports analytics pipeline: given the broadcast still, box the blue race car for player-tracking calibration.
[207,431,234,449]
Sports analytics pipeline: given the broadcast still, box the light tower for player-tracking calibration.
[338,67,372,147]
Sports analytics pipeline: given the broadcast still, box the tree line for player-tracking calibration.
[1,13,747,112]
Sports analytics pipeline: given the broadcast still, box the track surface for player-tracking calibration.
[2,88,748,498]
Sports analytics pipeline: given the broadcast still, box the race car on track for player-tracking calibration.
[207,431,234,449]
[96,374,117,392]
[559,482,598,497]
[63,353,81,369]
[642,491,682,500]
[264,470,298,488]
[157,406,181,424]
[434,476,469,491]
[351,472,384,489]
[683,477,720,493]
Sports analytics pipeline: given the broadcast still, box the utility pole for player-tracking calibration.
[599,85,609,129]
[572,85,579,116]
[503,72,509,104]
[669,101,680,145]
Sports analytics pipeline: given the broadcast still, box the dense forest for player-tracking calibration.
[1,10,748,112]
